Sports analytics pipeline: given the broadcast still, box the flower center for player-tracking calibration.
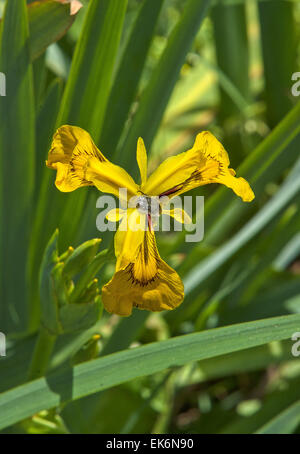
[135,195,160,217]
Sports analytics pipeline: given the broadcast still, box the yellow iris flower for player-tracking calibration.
[46,125,254,316]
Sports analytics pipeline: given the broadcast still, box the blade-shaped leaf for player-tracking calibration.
[58,0,128,141]
[0,313,300,429]
[168,100,300,257]
[0,0,35,334]
[101,0,164,157]
[29,0,128,328]
[258,0,296,127]
[0,0,82,61]
[35,78,62,199]
[183,157,300,295]
[255,400,300,434]
[28,0,82,61]
[119,0,211,171]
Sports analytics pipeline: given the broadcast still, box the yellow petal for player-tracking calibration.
[46,125,139,199]
[106,208,126,222]
[144,131,254,202]
[102,228,184,316]
[114,209,147,269]
[46,125,105,191]
[87,159,139,200]
[136,137,148,188]
[162,207,192,224]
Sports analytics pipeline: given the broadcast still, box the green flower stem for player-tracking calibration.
[27,326,57,381]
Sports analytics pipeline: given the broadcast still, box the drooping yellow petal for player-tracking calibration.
[102,228,184,316]
[46,125,105,191]
[144,131,254,202]
[46,125,139,199]
[136,137,147,188]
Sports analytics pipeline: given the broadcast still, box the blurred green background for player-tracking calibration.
[1,0,300,434]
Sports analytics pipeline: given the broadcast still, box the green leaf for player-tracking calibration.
[0,337,36,393]
[0,313,300,429]
[119,0,211,170]
[38,231,103,335]
[28,0,82,61]
[255,400,300,434]
[222,375,300,434]
[58,0,128,141]
[205,101,300,244]
[63,238,102,277]
[0,0,35,334]
[258,0,296,127]
[36,0,128,247]
[101,0,164,157]
[183,157,300,295]
[169,100,300,258]
[101,310,149,355]
[59,300,102,333]
[69,248,111,303]
[211,0,250,119]
[0,322,102,393]
[190,340,293,385]
[39,230,61,334]
[35,78,62,199]
[29,0,128,330]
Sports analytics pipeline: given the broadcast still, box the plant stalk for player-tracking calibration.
[27,326,57,381]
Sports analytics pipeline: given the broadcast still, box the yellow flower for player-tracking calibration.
[47,125,254,316]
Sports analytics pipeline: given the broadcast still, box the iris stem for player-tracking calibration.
[27,326,57,381]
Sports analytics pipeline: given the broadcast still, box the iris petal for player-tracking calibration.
[136,137,148,188]
[102,224,184,316]
[47,125,139,199]
[144,131,254,202]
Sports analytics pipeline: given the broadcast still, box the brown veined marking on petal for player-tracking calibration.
[64,127,107,185]
[126,229,160,288]
[157,131,233,199]
[147,214,153,232]
[67,127,106,163]
[69,148,96,186]
[158,160,223,198]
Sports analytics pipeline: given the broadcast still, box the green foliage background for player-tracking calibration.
[1,0,300,434]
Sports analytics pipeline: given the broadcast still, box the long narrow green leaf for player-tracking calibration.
[204,102,300,244]
[220,278,300,326]
[43,0,128,244]
[101,310,149,355]
[39,0,128,247]
[194,340,293,384]
[0,313,300,429]
[258,0,296,127]
[101,0,164,157]
[0,0,35,334]
[211,0,249,119]
[231,199,300,306]
[255,400,300,434]
[0,0,80,62]
[29,0,128,328]
[35,78,62,200]
[28,0,82,61]
[58,0,128,140]
[169,100,300,257]
[120,0,211,170]
[183,157,300,295]
[222,375,300,434]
